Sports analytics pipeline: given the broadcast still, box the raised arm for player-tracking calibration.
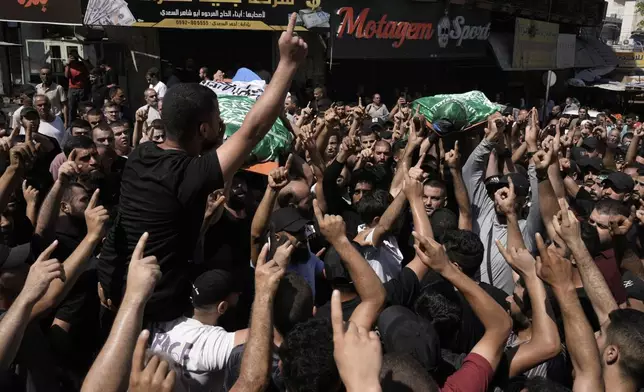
[445,141,472,230]
[217,14,306,184]
[315,200,386,329]
[535,233,604,392]
[250,156,292,265]
[414,232,512,371]
[463,117,500,208]
[362,191,407,248]
[35,151,79,242]
[231,244,287,392]
[553,200,618,326]
[0,242,63,370]
[496,241,560,377]
[625,126,643,164]
[31,189,108,320]
[0,140,36,214]
[82,233,162,392]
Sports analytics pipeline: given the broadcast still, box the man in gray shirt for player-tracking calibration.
[462,119,541,295]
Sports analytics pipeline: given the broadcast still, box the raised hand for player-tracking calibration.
[129,330,175,392]
[205,190,226,219]
[331,290,382,392]
[609,206,635,237]
[9,143,37,171]
[254,244,286,297]
[273,241,294,269]
[85,189,109,241]
[535,233,574,292]
[444,141,461,169]
[22,180,39,205]
[496,240,536,277]
[125,232,161,302]
[525,108,539,147]
[324,105,340,126]
[408,152,428,183]
[135,106,150,123]
[58,149,79,184]
[268,154,293,190]
[412,231,450,273]
[20,240,64,305]
[551,198,582,246]
[301,102,313,119]
[313,199,346,245]
[278,13,308,67]
[532,149,553,171]
[484,115,502,142]
[494,177,516,216]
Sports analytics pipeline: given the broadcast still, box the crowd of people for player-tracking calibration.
[1,14,644,392]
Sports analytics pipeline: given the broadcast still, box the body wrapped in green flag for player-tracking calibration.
[219,95,293,163]
[412,91,502,136]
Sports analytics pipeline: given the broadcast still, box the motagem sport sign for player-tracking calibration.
[329,1,491,59]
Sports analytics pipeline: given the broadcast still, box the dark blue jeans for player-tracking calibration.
[67,88,86,122]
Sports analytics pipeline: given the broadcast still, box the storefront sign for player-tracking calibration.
[0,0,82,25]
[330,2,491,59]
[556,34,576,69]
[512,18,560,70]
[83,0,317,30]
[616,52,644,69]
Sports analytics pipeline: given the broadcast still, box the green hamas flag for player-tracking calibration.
[412,91,502,136]
[219,95,293,162]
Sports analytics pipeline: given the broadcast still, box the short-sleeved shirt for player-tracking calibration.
[151,81,168,99]
[66,61,88,89]
[441,353,494,392]
[150,316,236,392]
[36,83,67,117]
[97,142,225,321]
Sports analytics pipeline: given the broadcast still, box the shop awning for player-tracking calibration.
[0,41,22,47]
[489,33,618,71]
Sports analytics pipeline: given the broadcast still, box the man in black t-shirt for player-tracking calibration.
[96,18,308,322]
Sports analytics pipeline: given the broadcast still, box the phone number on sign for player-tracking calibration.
[169,19,256,28]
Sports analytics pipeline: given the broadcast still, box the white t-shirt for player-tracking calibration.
[357,224,403,283]
[151,81,168,99]
[137,104,161,127]
[149,316,236,392]
[21,116,65,146]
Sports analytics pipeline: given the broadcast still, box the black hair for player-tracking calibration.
[161,83,218,145]
[109,119,130,130]
[90,67,102,76]
[273,272,313,337]
[350,168,377,190]
[606,309,644,386]
[579,221,601,258]
[279,318,339,392]
[103,101,118,110]
[380,353,440,392]
[423,179,447,194]
[63,136,96,157]
[61,182,88,204]
[79,101,95,112]
[356,189,390,225]
[359,128,378,139]
[87,108,103,118]
[40,65,52,72]
[146,67,160,78]
[392,140,406,157]
[430,208,458,243]
[70,119,91,130]
[150,119,164,130]
[594,198,630,218]
[441,229,484,277]
[414,289,461,348]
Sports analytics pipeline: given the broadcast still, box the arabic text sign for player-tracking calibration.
[84,0,313,29]
[1,0,82,25]
[200,80,266,100]
[512,18,559,70]
[616,52,644,69]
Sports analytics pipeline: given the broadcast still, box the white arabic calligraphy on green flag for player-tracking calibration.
[412,91,501,136]
[219,95,292,162]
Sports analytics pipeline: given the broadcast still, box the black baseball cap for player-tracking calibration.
[271,207,311,234]
[20,106,38,119]
[0,243,34,270]
[191,269,235,308]
[484,172,530,197]
[376,306,440,372]
[602,171,635,193]
[577,156,603,174]
[581,136,599,151]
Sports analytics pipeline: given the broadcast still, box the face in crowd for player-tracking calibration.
[325,135,339,161]
[373,140,391,165]
[34,96,51,119]
[92,126,115,149]
[360,132,377,151]
[40,67,53,85]
[144,89,159,109]
[352,181,373,205]
[422,182,446,217]
[104,105,121,123]
[112,123,131,152]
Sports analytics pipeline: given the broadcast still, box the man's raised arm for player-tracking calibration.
[217,13,307,183]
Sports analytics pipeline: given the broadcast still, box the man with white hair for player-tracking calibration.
[137,88,161,128]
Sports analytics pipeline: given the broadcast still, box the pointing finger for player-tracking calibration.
[508,177,515,195]
[495,239,512,264]
[132,329,150,375]
[87,188,100,210]
[22,179,27,193]
[133,232,149,261]
[286,12,297,36]
[313,199,324,223]
[331,290,345,342]
[9,125,20,141]
[37,240,59,263]
[256,243,269,267]
[454,140,459,153]
[284,153,294,172]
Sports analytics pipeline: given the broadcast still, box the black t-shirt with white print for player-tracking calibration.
[97,142,224,321]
